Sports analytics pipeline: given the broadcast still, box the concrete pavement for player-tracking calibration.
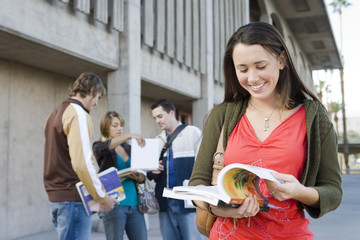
[17,174,359,240]
[306,174,360,240]
[16,213,162,240]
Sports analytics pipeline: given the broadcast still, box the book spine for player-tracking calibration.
[218,200,270,212]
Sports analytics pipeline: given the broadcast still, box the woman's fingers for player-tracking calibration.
[136,136,146,147]
[235,194,259,218]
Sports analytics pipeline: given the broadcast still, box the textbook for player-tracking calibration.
[76,167,126,216]
[163,163,282,211]
[117,168,147,182]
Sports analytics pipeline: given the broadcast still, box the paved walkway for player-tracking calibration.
[18,174,359,240]
[306,174,360,240]
[16,213,161,240]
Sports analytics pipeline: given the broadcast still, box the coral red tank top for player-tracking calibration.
[210,106,313,240]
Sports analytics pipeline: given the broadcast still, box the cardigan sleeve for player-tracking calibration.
[302,104,343,218]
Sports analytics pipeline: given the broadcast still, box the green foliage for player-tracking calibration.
[315,79,331,103]
[330,0,352,13]
[329,101,341,113]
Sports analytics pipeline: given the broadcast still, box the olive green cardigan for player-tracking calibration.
[189,98,342,218]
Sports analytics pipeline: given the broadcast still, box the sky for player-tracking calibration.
[313,0,360,118]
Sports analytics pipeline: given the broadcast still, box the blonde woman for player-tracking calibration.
[93,111,147,240]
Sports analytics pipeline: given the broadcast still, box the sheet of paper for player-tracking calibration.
[131,138,160,170]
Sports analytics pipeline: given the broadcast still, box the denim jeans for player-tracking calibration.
[159,199,205,240]
[99,205,147,240]
[50,201,91,240]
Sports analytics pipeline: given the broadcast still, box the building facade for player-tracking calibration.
[0,0,341,238]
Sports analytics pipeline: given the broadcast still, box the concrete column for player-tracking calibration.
[260,14,272,23]
[107,0,141,133]
[193,0,214,129]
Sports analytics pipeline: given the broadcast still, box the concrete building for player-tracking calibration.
[0,0,341,239]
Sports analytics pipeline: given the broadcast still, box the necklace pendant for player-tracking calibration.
[249,101,278,132]
[264,117,269,131]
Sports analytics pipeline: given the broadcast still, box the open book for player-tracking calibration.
[163,163,282,211]
[117,138,160,180]
[76,167,126,216]
[117,169,147,182]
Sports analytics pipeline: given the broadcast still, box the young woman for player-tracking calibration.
[189,22,342,239]
[93,111,147,240]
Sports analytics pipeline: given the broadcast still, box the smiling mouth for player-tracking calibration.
[250,82,265,89]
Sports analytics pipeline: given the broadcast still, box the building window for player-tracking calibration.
[177,109,192,125]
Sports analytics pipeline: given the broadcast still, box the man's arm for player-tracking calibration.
[63,104,113,208]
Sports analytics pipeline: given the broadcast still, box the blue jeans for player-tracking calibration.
[159,199,204,240]
[99,205,147,240]
[50,201,91,240]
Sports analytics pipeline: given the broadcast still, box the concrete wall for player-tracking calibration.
[0,0,119,69]
[0,58,107,239]
[0,59,10,240]
[141,98,160,138]
[141,49,201,100]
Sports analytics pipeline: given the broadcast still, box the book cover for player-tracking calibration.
[163,163,282,211]
[76,167,126,216]
[130,138,160,170]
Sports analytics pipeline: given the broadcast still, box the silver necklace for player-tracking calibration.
[249,102,278,131]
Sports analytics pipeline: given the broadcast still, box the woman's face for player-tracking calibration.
[109,117,123,139]
[232,43,284,102]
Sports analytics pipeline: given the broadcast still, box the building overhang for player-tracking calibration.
[273,0,343,70]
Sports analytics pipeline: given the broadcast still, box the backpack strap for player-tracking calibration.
[159,124,187,160]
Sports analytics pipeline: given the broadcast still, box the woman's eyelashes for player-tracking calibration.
[238,65,267,73]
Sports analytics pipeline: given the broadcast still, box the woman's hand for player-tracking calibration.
[109,133,145,149]
[129,172,145,183]
[210,193,260,218]
[131,134,145,147]
[266,172,319,207]
[266,172,302,201]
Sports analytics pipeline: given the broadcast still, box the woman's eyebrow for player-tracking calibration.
[235,60,266,67]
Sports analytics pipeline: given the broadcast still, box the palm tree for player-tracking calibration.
[316,79,326,103]
[315,77,331,116]
[330,0,351,53]
[330,0,352,173]
[329,101,341,136]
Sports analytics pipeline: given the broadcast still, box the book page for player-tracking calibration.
[182,180,195,208]
[163,188,219,206]
[117,168,147,177]
[117,168,135,177]
[173,185,229,203]
[131,138,160,170]
[217,163,281,205]
[217,163,279,186]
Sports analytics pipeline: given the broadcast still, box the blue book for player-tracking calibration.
[76,167,126,216]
